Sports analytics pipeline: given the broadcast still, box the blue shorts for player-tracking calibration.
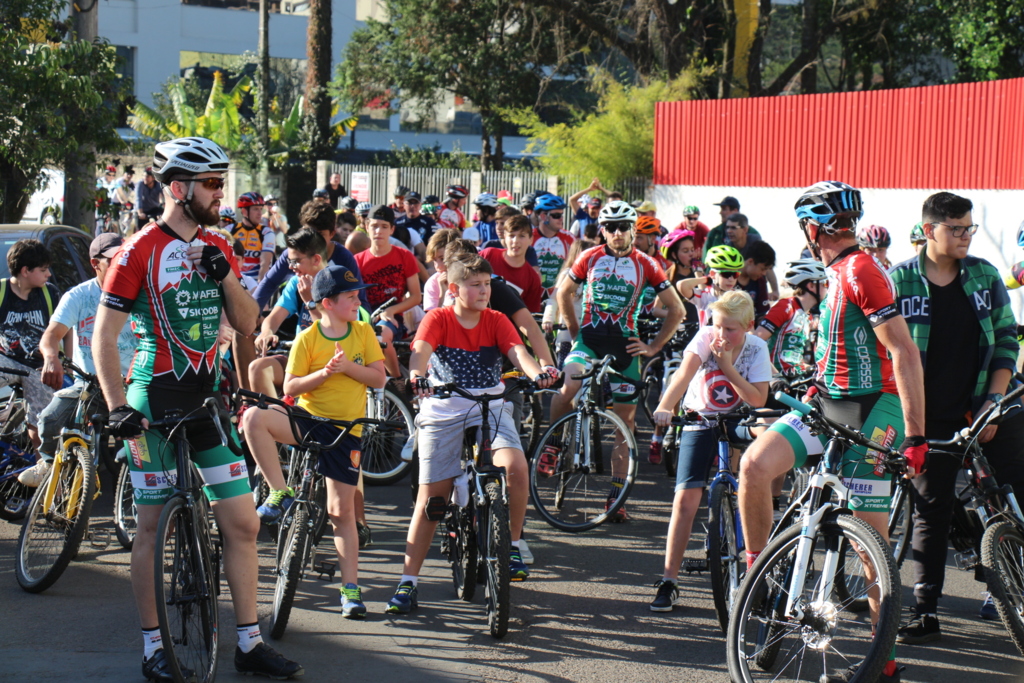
[291,407,362,486]
[675,419,752,492]
[379,319,408,341]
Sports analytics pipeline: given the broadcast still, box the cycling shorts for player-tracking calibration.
[565,334,640,405]
[125,384,251,506]
[767,392,903,514]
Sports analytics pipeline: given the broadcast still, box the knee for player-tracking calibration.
[739,449,771,485]
[226,509,261,544]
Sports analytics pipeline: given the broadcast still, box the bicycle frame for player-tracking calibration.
[569,357,627,477]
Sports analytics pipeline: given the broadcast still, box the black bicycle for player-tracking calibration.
[0,367,35,522]
[428,380,538,639]
[236,389,404,640]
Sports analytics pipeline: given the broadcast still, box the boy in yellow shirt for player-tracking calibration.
[241,264,386,618]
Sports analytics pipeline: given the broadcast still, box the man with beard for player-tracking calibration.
[93,137,303,682]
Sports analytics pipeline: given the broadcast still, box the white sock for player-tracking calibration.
[662,577,676,584]
[400,574,418,586]
[142,627,162,660]
[236,622,263,654]
[510,540,520,549]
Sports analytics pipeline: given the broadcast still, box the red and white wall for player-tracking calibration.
[652,79,1024,297]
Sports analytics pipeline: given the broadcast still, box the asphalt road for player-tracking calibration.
[3,458,1024,682]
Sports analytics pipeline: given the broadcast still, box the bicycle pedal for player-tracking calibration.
[88,526,110,550]
[683,559,708,573]
[954,549,979,571]
[314,560,337,581]
[4,496,27,515]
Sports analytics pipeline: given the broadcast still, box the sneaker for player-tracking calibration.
[340,583,366,619]
[386,581,418,614]
[518,538,534,565]
[980,592,999,620]
[650,579,679,612]
[234,642,304,679]
[821,663,903,683]
[897,612,941,644]
[648,439,663,465]
[606,496,631,523]
[143,649,195,683]
[510,548,529,581]
[17,459,51,487]
[256,487,294,524]
[537,444,561,477]
[357,521,372,549]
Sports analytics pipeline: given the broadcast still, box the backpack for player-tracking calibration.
[0,279,54,316]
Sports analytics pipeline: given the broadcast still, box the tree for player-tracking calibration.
[0,0,127,224]
[301,0,333,160]
[510,70,698,185]
[335,0,587,170]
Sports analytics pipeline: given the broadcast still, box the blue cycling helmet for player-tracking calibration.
[794,181,862,233]
[534,194,565,213]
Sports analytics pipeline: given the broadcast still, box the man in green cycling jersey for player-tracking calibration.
[737,181,927,683]
[543,200,684,521]
[94,137,302,682]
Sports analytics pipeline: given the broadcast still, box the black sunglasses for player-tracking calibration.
[716,271,740,278]
[603,222,633,233]
[549,212,563,220]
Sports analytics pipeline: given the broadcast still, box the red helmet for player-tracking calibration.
[446,184,468,199]
[237,192,265,209]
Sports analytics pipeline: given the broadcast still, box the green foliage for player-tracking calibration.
[0,0,128,223]
[510,70,700,186]
[370,143,481,171]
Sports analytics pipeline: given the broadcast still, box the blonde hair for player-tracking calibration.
[426,228,460,262]
[708,290,755,327]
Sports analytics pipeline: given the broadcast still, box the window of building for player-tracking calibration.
[180,0,309,16]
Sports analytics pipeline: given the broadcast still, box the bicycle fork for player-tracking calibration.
[784,474,845,620]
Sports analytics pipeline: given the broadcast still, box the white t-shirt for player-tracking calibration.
[690,286,719,326]
[51,279,137,376]
[682,326,772,415]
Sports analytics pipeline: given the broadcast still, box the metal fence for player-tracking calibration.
[329,162,650,207]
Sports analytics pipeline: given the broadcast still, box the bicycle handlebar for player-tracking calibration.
[369,297,399,323]
[669,407,788,427]
[0,366,30,377]
[429,380,537,402]
[927,372,1024,451]
[61,357,98,385]
[569,355,615,381]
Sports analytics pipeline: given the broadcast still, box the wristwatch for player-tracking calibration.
[305,300,317,311]
[985,393,1005,404]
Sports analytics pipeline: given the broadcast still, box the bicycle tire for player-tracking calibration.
[529,409,639,532]
[637,355,663,428]
[443,502,477,601]
[362,385,416,486]
[707,480,741,634]
[16,443,97,592]
[155,495,219,683]
[311,476,329,546]
[114,462,137,550]
[0,453,35,522]
[520,392,544,458]
[269,506,310,640]
[888,479,913,569]
[981,520,1024,657]
[726,513,901,683]
[483,481,511,638]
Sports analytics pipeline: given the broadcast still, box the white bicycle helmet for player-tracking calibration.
[474,193,499,209]
[356,202,372,216]
[784,259,827,287]
[598,200,637,224]
[152,137,230,184]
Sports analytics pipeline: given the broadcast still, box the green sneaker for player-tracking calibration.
[386,581,418,614]
[510,548,529,581]
[257,486,294,524]
[340,583,366,619]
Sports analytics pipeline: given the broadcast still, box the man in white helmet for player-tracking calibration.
[93,137,303,681]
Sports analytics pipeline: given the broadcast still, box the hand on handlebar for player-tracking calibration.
[653,409,674,428]
[254,332,279,356]
[109,404,149,439]
[900,436,928,479]
[411,375,433,399]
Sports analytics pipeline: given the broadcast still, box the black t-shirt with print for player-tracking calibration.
[0,281,59,368]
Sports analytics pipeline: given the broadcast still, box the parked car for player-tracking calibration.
[21,168,65,225]
[0,224,93,295]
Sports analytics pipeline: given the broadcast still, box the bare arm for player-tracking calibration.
[676,276,708,301]
[282,358,387,396]
[94,307,131,408]
[384,275,422,321]
[753,327,772,341]
[511,307,555,367]
[39,320,71,390]
[507,343,544,380]
[221,273,259,335]
[257,251,273,282]
[653,352,702,421]
[766,268,779,299]
[557,278,581,339]
[873,315,925,437]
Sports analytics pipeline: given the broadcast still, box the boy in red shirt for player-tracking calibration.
[353,204,421,376]
[479,215,544,313]
[385,253,554,614]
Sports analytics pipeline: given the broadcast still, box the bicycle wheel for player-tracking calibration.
[981,520,1024,656]
[269,506,310,640]
[155,496,219,683]
[707,480,741,634]
[311,476,329,546]
[726,513,900,683]
[529,409,639,532]
[443,503,477,601]
[0,453,35,522]
[16,443,97,592]
[114,462,137,550]
[362,386,416,486]
[837,488,912,613]
[482,481,511,638]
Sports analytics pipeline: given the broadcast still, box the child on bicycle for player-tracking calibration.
[240,264,385,618]
[386,252,554,614]
[648,290,772,612]
[676,245,744,326]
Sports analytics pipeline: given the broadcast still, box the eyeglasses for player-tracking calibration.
[549,212,563,220]
[716,271,740,279]
[185,177,225,191]
[287,256,308,267]
[932,222,979,238]
[686,215,699,221]
[603,222,633,233]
